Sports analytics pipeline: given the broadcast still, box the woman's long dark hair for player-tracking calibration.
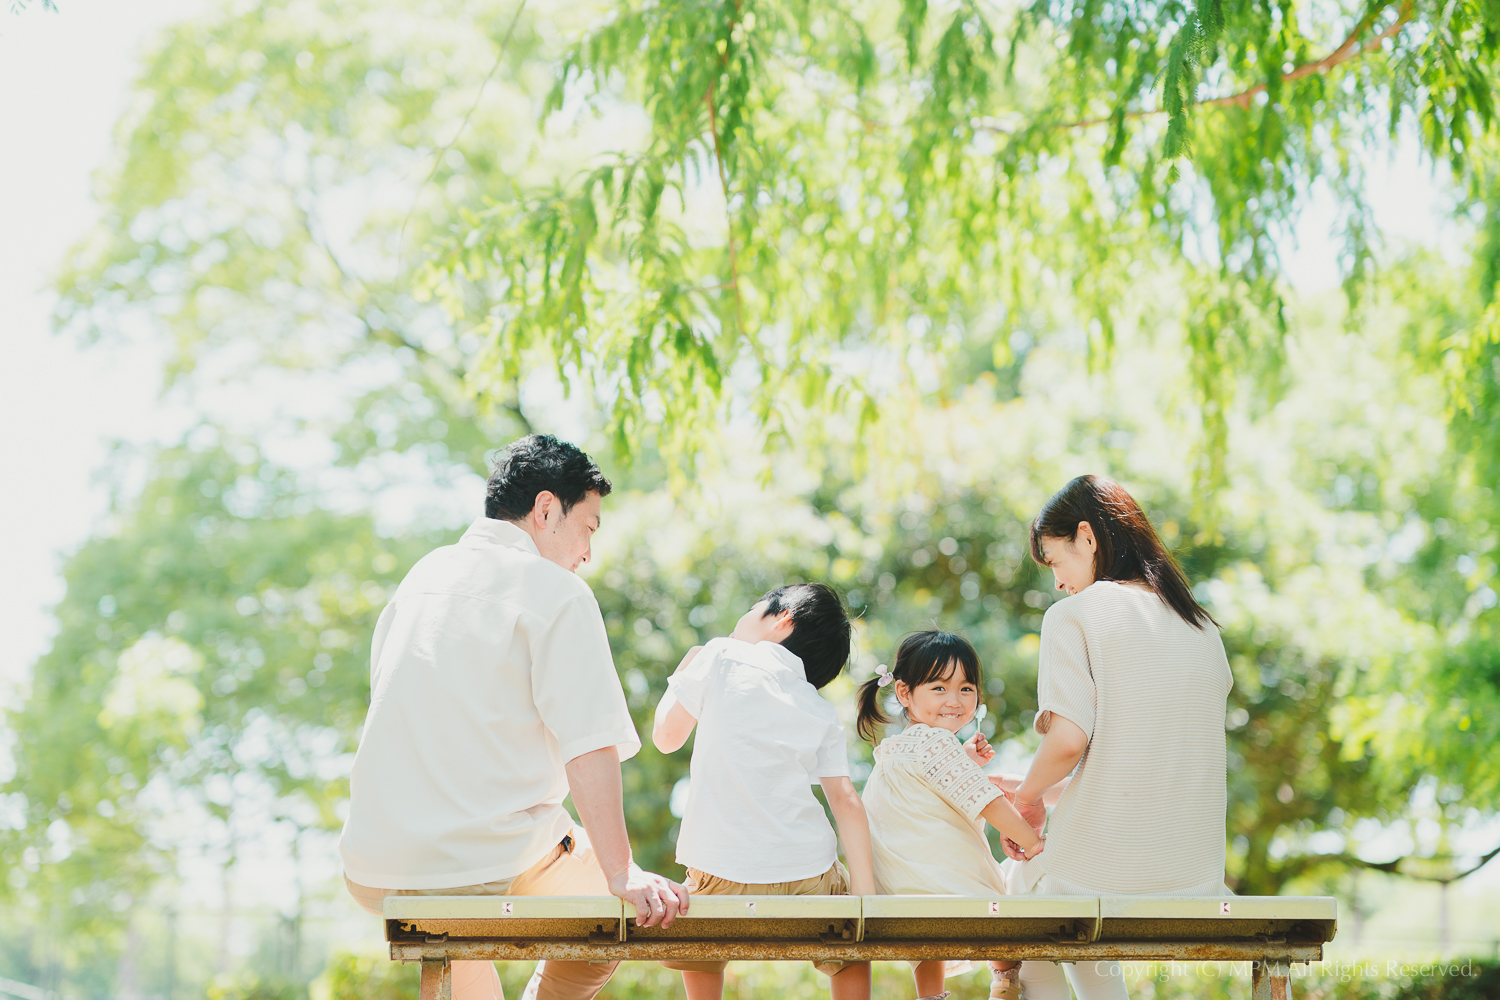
[856,631,982,743]
[1029,475,1216,630]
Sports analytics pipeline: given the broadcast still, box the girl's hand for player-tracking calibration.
[964,732,995,766]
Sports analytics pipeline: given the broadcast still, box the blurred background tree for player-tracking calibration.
[3,0,1498,996]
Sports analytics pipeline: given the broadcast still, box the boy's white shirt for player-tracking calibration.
[662,636,850,884]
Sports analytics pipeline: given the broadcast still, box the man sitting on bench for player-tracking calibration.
[339,434,689,1000]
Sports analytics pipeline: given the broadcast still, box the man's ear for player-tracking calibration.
[532,490,558,526]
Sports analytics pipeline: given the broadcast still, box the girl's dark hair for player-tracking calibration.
[1028,474,1216,630]
[856,631,982,743]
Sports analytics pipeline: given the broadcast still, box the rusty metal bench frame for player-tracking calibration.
[385,894,1336,1000]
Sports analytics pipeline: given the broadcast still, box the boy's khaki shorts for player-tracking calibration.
[658,861,852,978]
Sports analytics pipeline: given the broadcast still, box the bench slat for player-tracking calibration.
[661,895,860,920]
[861,895,1097,919]
[383,896,624,920]
[1097,895,1337,945]
[1100,896,1336,920]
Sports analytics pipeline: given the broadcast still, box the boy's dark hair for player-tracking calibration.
[485,434,612,521]
[762,583,851,689]
[856,631,982,742]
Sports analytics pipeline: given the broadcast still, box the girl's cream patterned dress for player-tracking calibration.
[863,723,1010,898]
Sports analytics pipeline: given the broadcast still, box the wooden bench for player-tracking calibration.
[385,894,1336,1000]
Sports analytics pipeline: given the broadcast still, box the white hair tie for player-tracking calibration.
[875,663,894,688]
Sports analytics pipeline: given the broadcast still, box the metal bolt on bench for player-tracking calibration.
[384,894,1337,1000]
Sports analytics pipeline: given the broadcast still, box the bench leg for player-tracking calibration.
[419,957,451,1000]
[1252,959,1291,1000]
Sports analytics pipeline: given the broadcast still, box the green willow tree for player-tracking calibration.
[11,0,1500,994]
[424,0,1500,477]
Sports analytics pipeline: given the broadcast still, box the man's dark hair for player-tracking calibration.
[762,583,852,689]
[485,434,612,521]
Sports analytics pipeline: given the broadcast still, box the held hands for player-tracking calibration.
[999,787,1048,862]
[1000,834,1045,862]
[1003,787,1048,834]
[964,732,995,766]
[608,863,691,928]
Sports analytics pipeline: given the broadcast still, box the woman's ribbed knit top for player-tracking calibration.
[1020,581,1233,894]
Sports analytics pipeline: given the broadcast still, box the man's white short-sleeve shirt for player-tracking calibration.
[667,637,850,884]
[338,517,639,890]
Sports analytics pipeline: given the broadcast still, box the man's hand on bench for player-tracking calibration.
[608,863,691,928]
[564,748,690,927]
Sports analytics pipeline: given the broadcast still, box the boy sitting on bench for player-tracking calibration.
[652,583,875,1000]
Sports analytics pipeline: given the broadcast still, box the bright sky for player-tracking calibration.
[0,0,208,705]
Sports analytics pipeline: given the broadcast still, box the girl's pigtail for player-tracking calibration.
[856,674,890,744]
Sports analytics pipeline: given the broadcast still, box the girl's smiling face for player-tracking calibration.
[895,661,979,733]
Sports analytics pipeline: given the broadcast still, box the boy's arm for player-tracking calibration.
[819,776,875,895]
[652,695,697,753]
[651,646,704,753]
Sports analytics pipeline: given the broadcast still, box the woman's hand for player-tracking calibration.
[1001,835,1044,862]
[964,732,995,766]
[1013,796,1047,834]
[1000,787,1048,835]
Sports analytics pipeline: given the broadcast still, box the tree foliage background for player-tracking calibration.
[3,0,1499,996]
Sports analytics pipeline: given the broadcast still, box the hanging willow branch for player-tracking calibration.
[1020,1,1420,132]
[425,0,1500,470]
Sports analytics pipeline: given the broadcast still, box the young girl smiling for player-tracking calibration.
[857,631,1043,1000]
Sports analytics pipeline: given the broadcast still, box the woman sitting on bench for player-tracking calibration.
[1004,475,1233,1000]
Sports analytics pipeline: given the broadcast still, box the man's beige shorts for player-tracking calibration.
[345,830,619,1000]
[658,861,852,978]
[345,827,611,914]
